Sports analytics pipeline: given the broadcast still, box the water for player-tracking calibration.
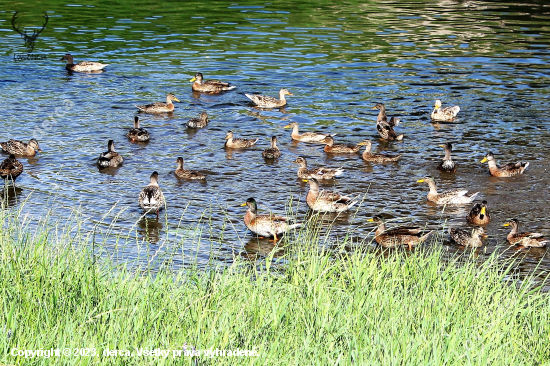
[1,0,549,277]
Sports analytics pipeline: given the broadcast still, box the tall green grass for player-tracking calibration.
[1,203,549,365]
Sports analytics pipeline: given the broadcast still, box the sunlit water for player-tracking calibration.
[0,0,549,280]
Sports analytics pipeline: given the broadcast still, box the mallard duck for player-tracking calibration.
[97,140,123,168]
[135,93,180,113]
[372,103,403,141]
[60,53,109,72]
[437,142,456,172]
[321,136,364,154]
[283,122,335,143]
[245,88,293,108]
[367,215,432,249]
[503,219,548,248]
[224,131,259,149]
[467,200,491,225]
[262,136,281,159]
[431,99,460,121]
[304,178,358,213]
[138,171,166,218]
[186,111,209,129]
[480,152,529,177]
[449,227,485,248]
[0,138,42,156]
[126,116,150,142]
[0,154,23,183]
[357,140,401,162]
[241,197,301,241]
[174,157,205,180]
[293,156,343,180]
[190,72,236,93]
[417,176,479,205]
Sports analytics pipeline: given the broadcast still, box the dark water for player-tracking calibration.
[1,0,549,278]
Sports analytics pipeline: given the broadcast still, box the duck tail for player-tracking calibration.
[334,168,344,176]
[226,85,237,90]
[420,230,434,242]
[468,192,481,201]
[521,162,530,171]
[396,134,404,141]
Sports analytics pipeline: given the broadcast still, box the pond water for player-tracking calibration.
[1,0,549,278]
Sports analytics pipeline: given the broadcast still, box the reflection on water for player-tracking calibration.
[0,0,548,276]
[1,186,23,209]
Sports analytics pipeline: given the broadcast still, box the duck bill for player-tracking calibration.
[173,97,181,102]
[480,207,486,215]
[503,223,510,227]
[371,106,377,110]
[302,179,308,183]
[417,179,425,183]
[240,203,247,207]
[480,157,488,163]
[189,77,196,82]
[367,218,374,222]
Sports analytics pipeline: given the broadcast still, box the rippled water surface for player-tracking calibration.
[1,0,549,277]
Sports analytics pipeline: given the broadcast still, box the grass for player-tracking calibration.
[0,202,550,365]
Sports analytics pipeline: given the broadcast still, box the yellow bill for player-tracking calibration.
[480,157,488,163]
[189,77,196,82]
[503,223,510,227]
[417,179,424,183]
[367,218,374,222]
[480,207,486,215]
[240,203,247,207]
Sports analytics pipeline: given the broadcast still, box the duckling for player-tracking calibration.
[245,88,293,108]
[186,112,209,129]
[190,72,236,93]
[126,116,150,142]
[367,215,432,249]
[97,140,123,168]
[467,200,491,225]
[503,219,547,248]
[304,178,358,213]
[372,103,403,141]
[431,99,460,121]
[449,227,485,248]
[60,53,109,72]
[135,93,180,113]
[138,171,165,218]
[224,131,259,149]
[0,154,23,183]
[480,152,529,177]
[0,138,42,156]
[417,176,479,205]
[293,156,343,180]
[174,157,205,180]
[321,136,363,154]
[437,142,456,172]
[241,197,301,241]
[262,136,281,159]
[283,121,335,143]
[357,140,401,162]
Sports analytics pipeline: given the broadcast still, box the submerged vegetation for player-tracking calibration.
[1,203,549,365]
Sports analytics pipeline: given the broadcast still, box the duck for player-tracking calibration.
[138,171,166,218]
[372,103,403,141]
[416,176,479,205]
[467,200,491,225]
[367,215,432,249]
[135,93,180,113]
[503,219,548,248]
[0,138,42,156]
[186,111,209,129]
[190,72,236,93]
[283,122,335,143]
[357,140,401,162]
[292,156,343,180]
[431,100,460,121]
[437,142,456,172]
[449,226,485,248]
[60,53,109,72]
[304,178,358,213]
[126,116,150,142]
[480,152,529,177]
[97,140,123,168]
[262,136,281,159]
[174,157,205,180]
[224,131,259,149]
[321,136,364,154]
[0,154,23,183]
[241,197,301,241]
[245,88,293,108]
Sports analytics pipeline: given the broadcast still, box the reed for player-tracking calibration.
[0,203,549,366]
